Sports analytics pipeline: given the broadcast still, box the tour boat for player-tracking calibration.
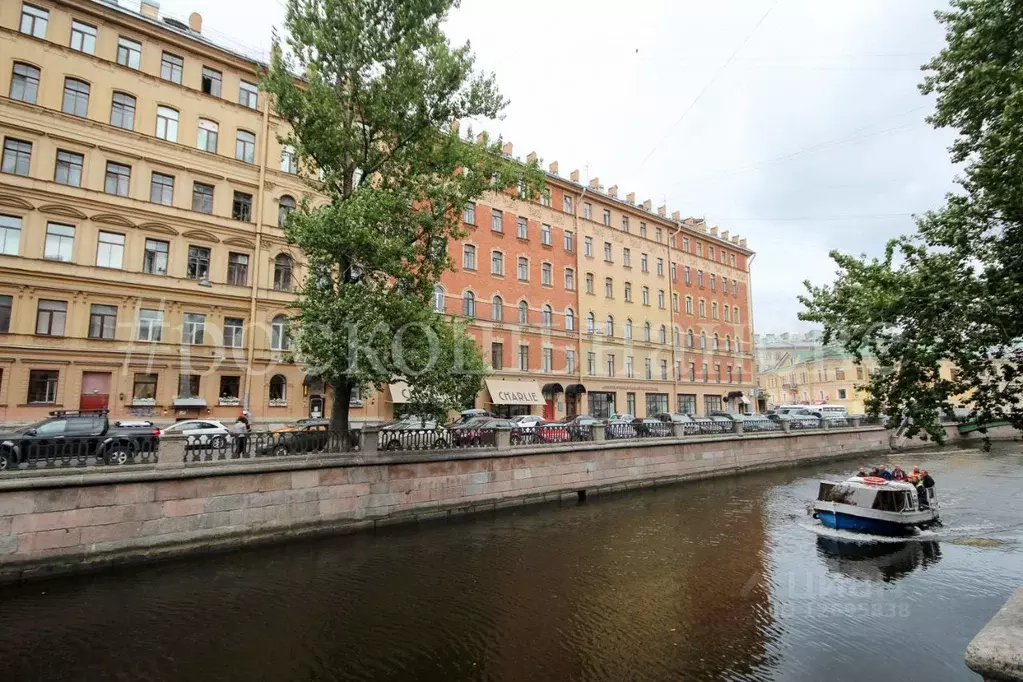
[812,476,940,536]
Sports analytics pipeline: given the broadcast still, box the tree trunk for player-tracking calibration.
[330,379,353,451]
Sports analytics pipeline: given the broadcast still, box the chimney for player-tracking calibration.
[188,11,203,33]
[526,151,537,164]
[588,177,600,190]
[710,226,719,237]
[549,161,559,175]
[671,210,680,221]
[502,142,513,156]
[739,238,747,248]
[626,192,635,204]
[641,199,652,210]
[608,184,617,198]
[721,231,730,241]
[570,169,580,183]
[141,0,160,19]
[731,235,740,244]
[657,204,667,217]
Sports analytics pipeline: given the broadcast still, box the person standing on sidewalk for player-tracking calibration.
[234,411,251,457]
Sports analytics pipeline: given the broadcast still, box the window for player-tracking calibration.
[563,195,573,213]
[462,291,476,317]
[672,293,680,312]
[838,388,848,400]
[710,274,717,291]
[658,290,665,309]
[70,20,97,54]
[219,376,241,400]
[273,254,293,291]
[542,348,553,373]
[725,336,732,352]
[659,325,667,344]
[188,182,214,214]
[490,250,504,276]
[678,393,697,414]
[697,270,704,287]
[624,282,632,302]
[2,138,31,176]
[196,119,219,153]
[156,106,178,141]
[491,208,503,232]
[586,312,595,333]
[150,173,174,205]
[0,215,21,256]
[491,295,503,322]
[682,237,690,253]
[95,231,124,269]
[201,66,222,97]
[20,4,48,38]
[603,242,612,261]
[687,329,694,347]
[54,150,83,187]
[280,144,297,174]
[715,363,722,382]
[518,300,529,325]
[585,273,594,294]
[621,216,629,232]
[61,78,89,117]
[516,257,529,281]
[137,309,162,341]
[517,216,528,239]
[713,333,720,351]
[607,354,615,377]
[641,253,648,272]
[656,258,664,276]
[227,253,249,286]
[640,222,647,238]
[709,246,715,261]
[491,342,503,370]
[186,246,210,281]
[110,92,136,130]
[671,262,678,280]
[433,285,445,312]
[647,393,669,415]
[602,209,611,226]
[541,224,552,245]
[625,319,633,340]
[565,268,575,290]
[117,37,141,69]
[644,358,652,380]
[271,315,291,350]
[541,262,552,286]
[27,370,58,404]
[605,315,614,337]
[738,367,743,383]
[519,344,529,371]
[731,254,737,267]
[655,227,663,242]
[161,52,183,83]
[644,322,651,342]
[235,131,256,163]
[239,80,259,109]
[142,239,169,276]
[99,161,131,197]
[278,195,296,227]
[700,331,707,348]
[179,374,201,399]
[232,191,253,221]
[623,248,631,267]
[699,300,706,317]
[584,236,593,257]
[541,304,553,328]
[688,363,696,383]
[462,244,476,270]
[674,327,681,346]
[564,230,574,252]
[696,242,703,257]
[836,368,847,381]
[732,280,738,296]
[642,286,650,306]
[703,363,709,383]
[35,299,67,336]
[10,63,39,103]
[132,373,157,401]
[566,349,576,374]
[604,277,613,298]
[712,302,718,320]
[722,277,728,296]
[660,360,669,381]
[584,202,592,220]
[44,223,74,262]
[684,266,691,285]
[587,352,596,375]
[565,308,575,331]
[540,191,551,208]
[182,313,205,345]
[463,203,475,225]
[626,357,634,379]
[88,304,117,339]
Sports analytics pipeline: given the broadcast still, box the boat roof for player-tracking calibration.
[832,477,919,492]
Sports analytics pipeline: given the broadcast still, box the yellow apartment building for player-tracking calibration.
[757,349,879,414]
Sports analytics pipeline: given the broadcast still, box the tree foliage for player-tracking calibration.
[262,0,545,442]
[799,0,1023,442]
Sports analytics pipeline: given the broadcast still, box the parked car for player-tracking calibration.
[632,417,672,437]
[0,410,161,470]
[160,419,233,451]
[605,416,637,439]
[450,417,514,447]
[258,420,332,456]
[448,409,493,427]
[381,417,444,450]
[650,412,700,435]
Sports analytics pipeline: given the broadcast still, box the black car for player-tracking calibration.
[0,410,161,471]
[258,420,334,457]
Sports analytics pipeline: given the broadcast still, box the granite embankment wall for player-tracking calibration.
[0,426,940,582]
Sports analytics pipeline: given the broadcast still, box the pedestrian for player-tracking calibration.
[892,465,906,481]
[879,465,892,481]
[233,411,251,458]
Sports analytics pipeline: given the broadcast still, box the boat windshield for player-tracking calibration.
[872,489,914,512]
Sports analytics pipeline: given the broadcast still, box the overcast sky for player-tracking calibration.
[155,0,959,336]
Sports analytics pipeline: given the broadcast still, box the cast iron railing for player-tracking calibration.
[0,435,159,471]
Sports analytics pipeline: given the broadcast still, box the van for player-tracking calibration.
[779,404,848,418]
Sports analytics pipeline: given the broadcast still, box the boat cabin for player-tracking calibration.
[817,479,925,512]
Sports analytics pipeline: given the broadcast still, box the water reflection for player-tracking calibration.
[816,536,942,583]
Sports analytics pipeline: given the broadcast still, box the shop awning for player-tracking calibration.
[389,381,411,404]
[565,384,587,396]
[541,383,564,396]
[485,379,545,405]
[739,396,751,405]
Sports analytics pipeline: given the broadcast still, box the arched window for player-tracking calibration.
[197,118,218,153]
[625,318,633,340]
[725,335,732,352]
[643,322,651,342]
[518,300,529,325]
[156,105,178,141]
[586,312,595,333]
[463,291,476,317]
[273,254,293,292]
[658,325,666,344]
[711,302,718,320]
[269,374,287,401]
[278,195,296,227]
[10,63,40,104]
[271,314,291,351]
[62,77,90,117]
[685,296,693,315]
[542,304,553,328]
[713,333,720,351]
[605,315,614,337]
[434,285,445,313]
[674,326,681,346]
[687,329,694,348]
[236,130,256,163]
[565,307,575,331]
[492,295,503,322]
[700,331,707,349]
[724,305,731,322]
[736,338,742,353]
[462,244,476,270]
[699,300,706,317]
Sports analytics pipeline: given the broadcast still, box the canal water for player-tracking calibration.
[1,446,1020,681]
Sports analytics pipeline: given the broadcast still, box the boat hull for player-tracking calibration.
[815,509,920,537]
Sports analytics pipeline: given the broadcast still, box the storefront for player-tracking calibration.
[644,392,669,415]
[726,390,751,414]
[541,383,564,421]
[565,384,586,417]
[485,379,545,418]
[588,391,615,419]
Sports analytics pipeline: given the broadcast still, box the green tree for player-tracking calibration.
[263,0,544,444]
[800,0,1023,442]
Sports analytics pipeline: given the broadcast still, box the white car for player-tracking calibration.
[512,415,545,430]
[160,420,233,449]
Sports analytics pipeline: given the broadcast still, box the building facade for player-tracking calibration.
[0,0,757,425]
[757,349,878,414]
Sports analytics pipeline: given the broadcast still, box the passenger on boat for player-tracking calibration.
[892,465,906,481]
[922,470,935,488]
[870,466,881,477]
[856,467,868,477]
[912,466,922,477]
[879,465,892,481]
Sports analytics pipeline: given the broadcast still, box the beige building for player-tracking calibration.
[757,349,878,414]
[0,0,757,425]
